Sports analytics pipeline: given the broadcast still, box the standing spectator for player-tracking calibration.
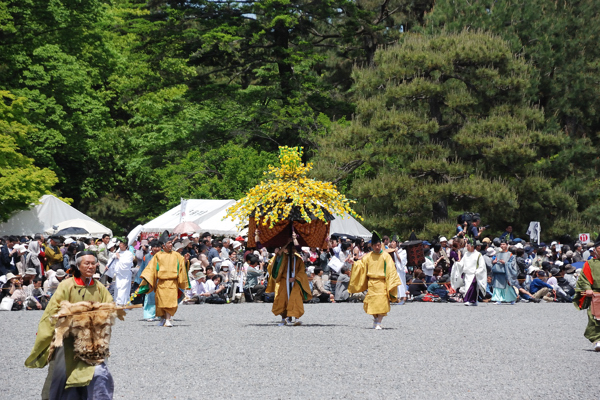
[0,236,19,276]
[449,240,461,266]
[500,226,514,241]
[422,249,435,283]
[220,238,231,260]
[25,241,43,278]
[13,243,27,276]
[207,239,220,265]
[44,236,64,271]
[389,240,408,304]
[469,217,486,239]
[573,243,584,262]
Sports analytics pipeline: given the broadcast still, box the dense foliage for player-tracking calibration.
[0,0,598,240]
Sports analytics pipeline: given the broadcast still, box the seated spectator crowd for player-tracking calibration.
[0,223,586,310]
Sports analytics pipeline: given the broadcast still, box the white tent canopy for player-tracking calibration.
[0,195,112,236]
[142,199,370,239]
[199,203,247,236]
[142,199,236,234]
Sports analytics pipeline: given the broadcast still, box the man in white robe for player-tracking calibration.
[451,240,487,306]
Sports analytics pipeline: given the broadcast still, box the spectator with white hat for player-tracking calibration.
[47,269,66,297]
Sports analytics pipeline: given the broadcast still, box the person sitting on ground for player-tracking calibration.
[21,268,37,306]
[529,270,555,302]
[334,266,352,302]
[185,271,210,304]
[205,265,215,280]
[549,267,573,302]
[9,274,27,310]
[431,266,444,283]
[47,269,67,297]
[511,274,540,303]
[312,267,334,303]
[205,274,227,303]
[28,277,49,310]
[515,248,528,275]
[244,255,265,302]
[482,275,493,302]
[408,271,428,299]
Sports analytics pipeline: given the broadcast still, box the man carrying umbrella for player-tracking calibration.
[266,240,312,326]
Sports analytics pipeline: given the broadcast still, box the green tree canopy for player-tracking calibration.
[312,31,574,237]
[0,91,58,221]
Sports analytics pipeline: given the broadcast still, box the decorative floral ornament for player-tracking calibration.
[226,146,362,228]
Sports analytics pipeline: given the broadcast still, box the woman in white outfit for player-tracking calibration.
[113,241,134,305]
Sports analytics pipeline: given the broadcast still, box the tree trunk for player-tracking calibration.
[432,197,448,222]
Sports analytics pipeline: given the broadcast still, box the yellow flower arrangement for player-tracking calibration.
[226,146,362,228]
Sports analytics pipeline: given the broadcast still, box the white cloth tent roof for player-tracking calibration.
[197,201,248,237]
[191,206,369,239]
[329,212,371,239]
[142,199,370,239]
[142,199,236,234]
[0,195,112,236]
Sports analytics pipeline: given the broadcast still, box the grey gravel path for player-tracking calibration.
[3,302,598,399]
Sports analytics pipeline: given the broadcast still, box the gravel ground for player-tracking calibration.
[5,301,599,399]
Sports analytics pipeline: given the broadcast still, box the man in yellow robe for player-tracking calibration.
[266,243,312,326]
[349,232,401,329]
[139,240,190,327]
[25,252,114,399]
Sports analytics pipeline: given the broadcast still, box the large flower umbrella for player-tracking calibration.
[226,146,361,248]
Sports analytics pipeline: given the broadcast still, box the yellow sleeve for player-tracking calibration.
[349,259,368,293]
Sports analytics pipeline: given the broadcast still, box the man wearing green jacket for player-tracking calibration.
[573,242,600,352]
[25,252,115,399]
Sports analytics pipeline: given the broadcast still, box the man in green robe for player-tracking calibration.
[25,252,115,399]
[573,242,600,352]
